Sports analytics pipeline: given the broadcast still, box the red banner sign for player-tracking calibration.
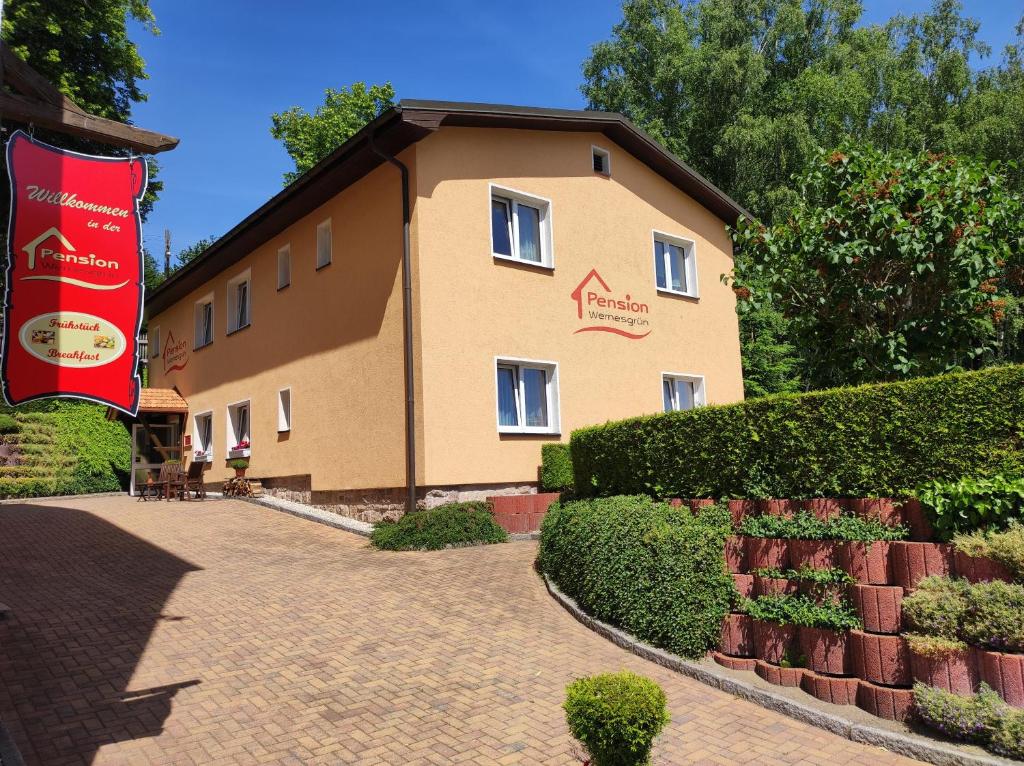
[2,131,146,414]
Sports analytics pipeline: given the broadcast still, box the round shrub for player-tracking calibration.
[564,672,669,766]
[0,414,18,434]
[370,502,508,551]
[913,682,1005,745]
[960,580,1024,653]
[901,576,970,640]
[540,443,574,492]
[990,708,1024,760]
[955,522,1024,582]
[539,497,733,658]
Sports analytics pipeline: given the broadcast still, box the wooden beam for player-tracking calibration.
[0,91,179,154]
[0,43,179,154]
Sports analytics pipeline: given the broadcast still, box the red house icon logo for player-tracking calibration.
[570,268,651,340]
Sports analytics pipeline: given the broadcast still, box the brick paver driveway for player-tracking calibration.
[0,496,919,765]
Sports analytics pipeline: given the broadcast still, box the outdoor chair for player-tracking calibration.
[177,460,207,500]
[135,468,162,501]
[155,462,183,500]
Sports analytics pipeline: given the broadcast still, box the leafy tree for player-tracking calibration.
[270,82,396,184]
[2,0,164,219]
[729,144,1024,388]
[175,236,218,269]
[735,290,803,397]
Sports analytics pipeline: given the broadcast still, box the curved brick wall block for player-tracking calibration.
[850,630,911,687]
[850,584,903,635]
[844,498,905,526]
[890,542,953,591]
[799,627,850,676]
[753,575,798,598]
[799,498,843,521]
[755,659,806,687]
[720,614,755,657]
[978,650,1024,707]
[725,535,747,573]
[909,648,979,696]
[732,573,754,600]
[840,541,892,585]
[856,680,915,721]
[753,620,796,665]
[801,672,859,706]
[953,551,1013,584]
[789,539,840,570]
[713,652,757,672]
[746,537,789,570]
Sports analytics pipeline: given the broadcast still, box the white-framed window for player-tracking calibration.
[316,219,332,269]
[653,231,699,298]
[495,357,560,435]
[193,411,213,462]
[194,294,214,349]
[149,326,161,359]
[277,388,291,432]
[592,145,611,176]
[662,373,706,412]
[489,184,553,268]
[226,268,251,334]
[227,400,251,456]
[277,245,291,290]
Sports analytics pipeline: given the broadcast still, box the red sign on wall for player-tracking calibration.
[2,131,146,414]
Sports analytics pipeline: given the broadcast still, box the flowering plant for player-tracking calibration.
[231,440,250,451]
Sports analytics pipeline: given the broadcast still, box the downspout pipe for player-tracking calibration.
[369,131,417,515]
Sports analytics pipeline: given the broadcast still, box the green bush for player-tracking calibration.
[370,502,508,551]
[540,443,574,492]
[916,475,1024,540]
[961,580,1024,653]
[902,577,971,640]
[564,672,669,766]
[738,510,906,541]
[913,682,1006,745]
[742,594,861,631]
[570,366,1024,500]
[990,708,1024,760]
[0,414,18,434]
[539,496,733,659]
[904,633,969,657]
[953,522,1024,580]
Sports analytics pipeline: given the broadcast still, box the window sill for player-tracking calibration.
[277,428,291,434]
[656,287,699,300]
[492,253,554,271]
[228,448,251,459]
[226,322,251,337]
[498,427,561,436]
[315,261,332,272]
[192,454,212,463]
[194,340,213,351]
[276,283,290,292]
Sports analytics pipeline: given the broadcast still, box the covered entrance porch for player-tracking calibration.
[110,389,189,496]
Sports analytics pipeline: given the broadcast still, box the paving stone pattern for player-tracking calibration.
[0,497,921,765]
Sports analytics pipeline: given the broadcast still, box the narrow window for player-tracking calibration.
[278,388,291,432]
[226,270,251,333]
[316,219,332,269]
[495,358,559,434]
[227,401,251,454]
[193,412,213,461]
[662,374,705,412]
[489,186,552,267]
[592,146,611,175]
[653,234,698,297]
[149,326,161,359]
[277,245,291,290]
[194,297,214,349]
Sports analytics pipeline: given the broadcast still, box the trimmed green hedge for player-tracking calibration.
[370,502,508,550]
[541,443,574,492]
[571,366,1024,500]
[539,496,733,659]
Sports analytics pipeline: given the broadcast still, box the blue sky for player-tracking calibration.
[130,1,1022,261]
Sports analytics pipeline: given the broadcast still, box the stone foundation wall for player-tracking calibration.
[256,475,538,524]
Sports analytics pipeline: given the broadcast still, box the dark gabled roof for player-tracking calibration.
[146,100,749,318]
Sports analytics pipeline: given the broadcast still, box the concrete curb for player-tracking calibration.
[224,493,374,538]
[543,575,1014,766]
[0,491,125,505]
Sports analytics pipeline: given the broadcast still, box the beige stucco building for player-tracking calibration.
[143,101,747,520]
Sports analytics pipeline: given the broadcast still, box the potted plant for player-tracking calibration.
[229,458,249,478]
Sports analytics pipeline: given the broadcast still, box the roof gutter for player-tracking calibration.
[369,130,417,515]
